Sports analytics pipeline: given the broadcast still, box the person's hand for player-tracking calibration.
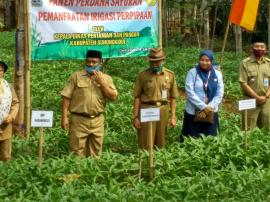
[203,106,213,115]
[169,117,176,128]
[4,115,13,124]
[133,117,141,129]
[61,115,69,130]
[256,96,267,105]
[197,111,207,119]
[93,71,106,86]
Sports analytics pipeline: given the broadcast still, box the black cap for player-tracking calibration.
[86,50,102,59]
[0,61,8,72]
[251,35,266,44]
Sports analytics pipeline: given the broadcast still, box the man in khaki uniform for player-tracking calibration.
[61,50,117,158]
[0,61,19,161]
[239,36,270,130]
[133,48,178,149]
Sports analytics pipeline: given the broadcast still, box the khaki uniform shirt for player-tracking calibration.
[133,67,178,102]
[239,55,270,96]
[0,86,19,140]
[61,70,117,115]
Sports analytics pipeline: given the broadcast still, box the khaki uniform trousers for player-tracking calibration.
[243,99,270,130]
[0,123,12,161]
[69,114,104,158]
[138,105,169,150]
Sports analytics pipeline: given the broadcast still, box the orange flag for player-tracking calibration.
[229,0,260,31]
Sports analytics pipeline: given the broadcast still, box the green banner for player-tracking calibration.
[30,0,159,60]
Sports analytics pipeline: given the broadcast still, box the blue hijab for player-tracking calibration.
[196,50,218,103]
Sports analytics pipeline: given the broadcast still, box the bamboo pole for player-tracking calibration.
[220,20,230,66]
[38,127,44,166]
[158,0,163,48]
[24,0,31,138]
[13,0,25,136]
[149,122,154,180]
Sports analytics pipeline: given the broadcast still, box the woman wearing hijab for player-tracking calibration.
[181,50,224,139]
[0,61,19,161]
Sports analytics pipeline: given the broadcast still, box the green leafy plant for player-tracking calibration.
[1,31,269,201]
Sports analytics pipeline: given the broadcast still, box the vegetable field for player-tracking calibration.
[1,31,270,201]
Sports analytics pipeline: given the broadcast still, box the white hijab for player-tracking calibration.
[0,78,12,125]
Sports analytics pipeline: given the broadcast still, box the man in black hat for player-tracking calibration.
[61,50,117,158]
[239,35,270,130]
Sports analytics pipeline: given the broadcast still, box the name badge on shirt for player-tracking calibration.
[264,78,269,87]
[162,90,167,99]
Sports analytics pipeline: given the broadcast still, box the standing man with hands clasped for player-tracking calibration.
[61,50,117,158]
[133,48,178,150]
[239,36,270,130]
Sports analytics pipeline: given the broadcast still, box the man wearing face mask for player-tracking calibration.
[133,48,178,149]
[239,35,270,130]
[61,50,117,158]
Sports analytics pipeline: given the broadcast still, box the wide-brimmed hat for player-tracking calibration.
[148,48,165,61]
[0,61,8,72]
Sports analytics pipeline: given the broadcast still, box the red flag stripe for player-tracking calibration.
[229,0,246,25]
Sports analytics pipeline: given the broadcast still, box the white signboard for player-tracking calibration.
[140,108,160,123]
[238,99,256,111]
[31,110,54,128]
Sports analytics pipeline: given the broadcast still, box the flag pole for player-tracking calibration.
[220,19,230,66]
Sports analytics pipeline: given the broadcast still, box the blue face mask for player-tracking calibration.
[85,65,101,75]
[149,65,163,73]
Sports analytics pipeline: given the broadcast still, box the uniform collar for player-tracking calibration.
[80,69,89,77]
[147,67,165,75]
[250,54,267,64]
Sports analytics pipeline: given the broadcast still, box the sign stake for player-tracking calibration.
[148,122,154,180]
[244,109,248,152]
[38,127,44,166]
[31,110,54,165]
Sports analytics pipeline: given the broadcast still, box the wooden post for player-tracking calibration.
[158,0,162,48]
[148,122,154,180]
[138,149,142,178]
[220,20,230,66]
[13,0,25,136]
[38,127,44,166]
[244,110,248,152]
[24,0,31,137]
